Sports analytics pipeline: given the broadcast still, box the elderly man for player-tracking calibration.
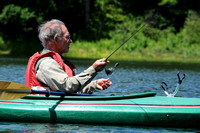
[25,19,112,94]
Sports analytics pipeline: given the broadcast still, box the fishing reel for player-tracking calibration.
[105,63,119,75]
[161,72,185,97]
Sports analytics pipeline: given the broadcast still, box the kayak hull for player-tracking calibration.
[0,92,200,127]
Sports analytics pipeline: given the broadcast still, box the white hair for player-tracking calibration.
[38,19,65,47]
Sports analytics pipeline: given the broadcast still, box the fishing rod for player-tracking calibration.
[105,24,146,61]
[105,24,146,75]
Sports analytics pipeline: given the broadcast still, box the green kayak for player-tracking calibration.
[0,92,200,128]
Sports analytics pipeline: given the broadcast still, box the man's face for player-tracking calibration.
[56,25,72,54]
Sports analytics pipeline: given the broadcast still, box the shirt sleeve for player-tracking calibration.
[36,57,97,93]
[81,81,97,94]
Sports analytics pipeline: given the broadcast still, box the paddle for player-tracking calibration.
[0,81,97,100]
[0,81,31,100]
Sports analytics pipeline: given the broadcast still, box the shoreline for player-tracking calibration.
[1,53,200,64]
[1,49,200,65]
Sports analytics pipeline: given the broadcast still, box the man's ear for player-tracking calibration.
[54,35,58,42]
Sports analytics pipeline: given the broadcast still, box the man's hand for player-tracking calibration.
[96,78,112,90]
[92,58,109,72]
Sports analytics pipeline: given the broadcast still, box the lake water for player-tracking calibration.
[0,57,200,132]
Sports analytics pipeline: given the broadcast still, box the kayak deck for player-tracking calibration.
[0,92,200,128]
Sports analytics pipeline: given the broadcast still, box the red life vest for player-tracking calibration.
[25,51,76,89]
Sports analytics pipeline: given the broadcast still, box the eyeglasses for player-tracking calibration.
[65,35,71,41]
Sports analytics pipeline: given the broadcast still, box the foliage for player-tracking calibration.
[67,11,200,61]
[158,0,178,6]
[0,36,6,50]
[83,0,127,40]
[0,0,200,61]
[0,4,38,39]
[0,3,40,55]
[178,10,200,45]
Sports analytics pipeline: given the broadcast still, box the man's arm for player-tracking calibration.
[36,57,97,93]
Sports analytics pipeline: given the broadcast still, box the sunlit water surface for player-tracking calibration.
[0,57,200,132]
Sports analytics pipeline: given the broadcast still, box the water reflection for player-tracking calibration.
[0,122,199,133]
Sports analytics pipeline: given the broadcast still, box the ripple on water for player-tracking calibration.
[0,58,200,132]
